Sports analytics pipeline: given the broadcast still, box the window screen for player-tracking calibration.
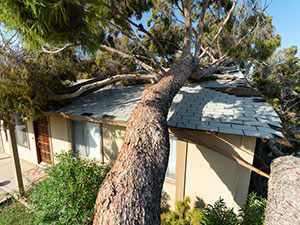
[14,114,28,147]
[72,121,101,160]
[166,136,177,180]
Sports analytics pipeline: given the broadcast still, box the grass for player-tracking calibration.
[0,200,35,225]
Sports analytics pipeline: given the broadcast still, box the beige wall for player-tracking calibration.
[184,132,256,211]
[102,123,126,163]
[1,114,256,211]
[0,120,39,164]
[47,117,126,164]
[162,182,176,211]
[48,115,71,160]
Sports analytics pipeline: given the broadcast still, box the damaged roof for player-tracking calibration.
[52,68,290,146]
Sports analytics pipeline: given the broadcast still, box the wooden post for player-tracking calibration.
[8,123,24,196]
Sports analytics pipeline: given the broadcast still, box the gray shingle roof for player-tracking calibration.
[52,70,287,143]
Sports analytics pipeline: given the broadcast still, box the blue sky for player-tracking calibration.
[266,0,300,56]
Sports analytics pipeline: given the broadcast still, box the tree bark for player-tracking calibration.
[265,156,300,225]
[93,56,195,225]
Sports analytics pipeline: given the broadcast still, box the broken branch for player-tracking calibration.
[198,0,238,59]
[56,74,156,100]
[100,44,160,77]
[104,20,166,75]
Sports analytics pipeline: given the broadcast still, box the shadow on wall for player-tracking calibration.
[195,134,247,208]
[103,124,126,163]
[161,190,171,213]
[194,196,206,209]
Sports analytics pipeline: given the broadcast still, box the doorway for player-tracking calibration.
[34,116,52,163]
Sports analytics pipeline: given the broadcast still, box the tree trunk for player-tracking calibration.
[93,56,195,225]
[265,156,300,225]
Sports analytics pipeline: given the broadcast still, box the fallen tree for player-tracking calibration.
[265,156,300,225]
[0,1,282,224]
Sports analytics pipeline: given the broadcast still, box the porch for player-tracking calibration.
[0,152,45,203]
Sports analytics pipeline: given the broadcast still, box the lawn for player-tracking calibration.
[0,200,35,225]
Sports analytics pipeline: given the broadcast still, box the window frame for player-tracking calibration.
[165,135,177,182]
[72,120,102,161]
[14,114,29,148]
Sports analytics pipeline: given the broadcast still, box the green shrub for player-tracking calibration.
[161,193,266,225]
[239,192,266,225]
[0,200,35,225]
[204,199,239,225]
[161,197,206,225]
[29,152,110,225]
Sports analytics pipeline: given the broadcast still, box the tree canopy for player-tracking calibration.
[0,0,281,123]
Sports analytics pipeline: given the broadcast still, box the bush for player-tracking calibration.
[239,192,266,225]
[161,197,206,225]
[161,193,266,225]
[204,199,239,225]
[0,200,35,225]
[29,152,110,225]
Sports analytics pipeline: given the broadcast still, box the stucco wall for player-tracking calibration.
[162,182,176,211]
[48,115,71,159]
[184,132,256,210]
[0,121,39,164]
[102,123,126,163]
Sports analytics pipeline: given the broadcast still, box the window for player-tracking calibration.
[72,121,101,160]
[14,114,28,147]
[166,136,177,180]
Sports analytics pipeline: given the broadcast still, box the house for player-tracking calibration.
[0,68,289,211]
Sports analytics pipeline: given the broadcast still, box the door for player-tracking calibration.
[35,116,52,163]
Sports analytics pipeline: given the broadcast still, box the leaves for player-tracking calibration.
[29,152,110,225]
[0,47,80,123]
[252,46,300,147]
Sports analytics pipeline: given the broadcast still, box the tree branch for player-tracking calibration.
[56,74,157,100]
[100,44,160,78]
[102,3,170,64]
[198,0,238,59]
[220,18,259,60]
[41,44,74,54]
[175,1,184,14]
[195,0,209,56]
[201,45,216,62]
[182,0,193,56]
[104,20,166,75]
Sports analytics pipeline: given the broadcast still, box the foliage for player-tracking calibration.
[0,48,81,123]
[252,46,300,146]
[161,193,266,225]
[204,199,240,225]
[239,192,266,225]
[0,200,35,225]
[161,197,206,225]
[29,152,110,225]
[0,0,281,124]
[202,0,280,68]
[0,0,153,52]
